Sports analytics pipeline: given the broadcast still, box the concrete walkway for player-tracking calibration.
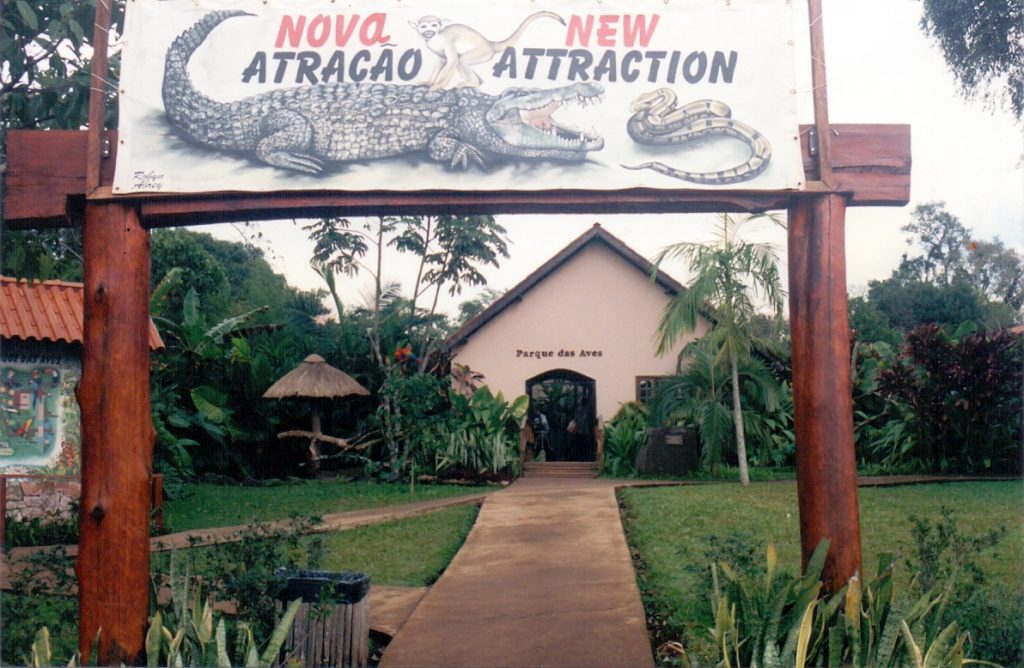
[380,477,655,668]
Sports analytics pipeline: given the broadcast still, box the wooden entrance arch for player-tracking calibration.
[2,0,909,662]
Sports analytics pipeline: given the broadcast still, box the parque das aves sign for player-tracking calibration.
[114,0,803,194]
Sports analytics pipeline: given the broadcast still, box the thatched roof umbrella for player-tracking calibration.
[263,354,369,452]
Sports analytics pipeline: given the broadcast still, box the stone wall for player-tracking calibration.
[3,477,80,522]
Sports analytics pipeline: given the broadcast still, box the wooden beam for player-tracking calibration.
[3,124,909,228]
[76,201,154,664]
[86,0,113,193]
[807,0,835,186]
[787,194,863,592]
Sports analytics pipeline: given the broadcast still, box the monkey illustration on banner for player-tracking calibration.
[412,11,564,90]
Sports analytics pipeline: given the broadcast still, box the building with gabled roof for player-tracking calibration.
[444,224,711,463]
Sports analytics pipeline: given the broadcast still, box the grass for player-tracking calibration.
[3,502,481,664]
[317,504,480,586]
[159,504,480,589]
[619,480,1023,657]
[162,479,493,532]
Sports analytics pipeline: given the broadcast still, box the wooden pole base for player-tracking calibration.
[76,202,154,664]
[787,193,863,592]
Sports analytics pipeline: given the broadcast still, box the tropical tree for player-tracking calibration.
[1,0,121,131]
[651,214,785,485]
[919,0,1023,118]
[306,214,508,372]
[648,341,788,473]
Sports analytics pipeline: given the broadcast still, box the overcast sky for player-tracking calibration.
[205,0,1023,317]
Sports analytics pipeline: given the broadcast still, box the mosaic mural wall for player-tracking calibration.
[0,346,81,476]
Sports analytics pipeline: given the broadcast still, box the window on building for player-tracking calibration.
[636,376,669,404]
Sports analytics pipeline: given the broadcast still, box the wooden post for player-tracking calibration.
[807,0,834,187]
[787,194,862,592]
[0,475,7,548]
[151,473,165,533]
[86,0,113,193]
[76,201,154,664]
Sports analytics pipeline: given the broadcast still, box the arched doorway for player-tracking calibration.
[526,369,597,462]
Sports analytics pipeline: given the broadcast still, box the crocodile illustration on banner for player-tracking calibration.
[162,10,605,174]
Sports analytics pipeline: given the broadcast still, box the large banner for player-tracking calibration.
[114,0,802,194]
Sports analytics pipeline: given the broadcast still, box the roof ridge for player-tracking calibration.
[443,225,686,349]
[0,276,85,289]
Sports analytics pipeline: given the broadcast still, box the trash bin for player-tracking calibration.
[278,570,371,667]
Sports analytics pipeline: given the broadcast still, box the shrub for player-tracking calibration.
[432,386,528,480]
[875,324,1022,473]
[183,516,323,637]
[4,509,79,548]
[0,547,77,665]
[666,540,997,667]
[601,402,648,477]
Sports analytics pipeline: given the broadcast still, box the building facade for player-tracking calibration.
[445,224,711,462]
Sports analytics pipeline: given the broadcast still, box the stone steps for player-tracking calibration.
[522,461,599,478]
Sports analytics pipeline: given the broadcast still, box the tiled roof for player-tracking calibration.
[0,277,164,349]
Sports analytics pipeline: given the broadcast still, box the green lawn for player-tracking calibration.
[4,488,483,664]
[619,481,1023,658]
[162,480,493,532]
[318,505,479,586]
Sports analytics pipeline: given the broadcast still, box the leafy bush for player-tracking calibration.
[146,557,303,668]
[649,342,791,472]
[372,369,451,481]
[4,509,79,547]
[433,386,528,479]
[666,540,997,667]
[875,324,1022,473]
[601,402,648,476]
[0,547,78,665]
[183,516,323,637]
[905,505,1018,667]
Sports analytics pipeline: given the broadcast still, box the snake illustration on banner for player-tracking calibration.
[622,89,771,186]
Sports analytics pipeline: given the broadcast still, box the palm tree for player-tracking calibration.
[652,214,785,485]
[649,341,784,473]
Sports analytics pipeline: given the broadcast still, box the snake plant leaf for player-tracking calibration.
[827,623,845,667]
[778,577,827,663]
[245,643,260,668]
[169,628,186,666]
[145,613,163,667]
[922,623,963,668]
[765,540,778,591]
[762,638,782,668]
[803,539,831,583]
[259,598,302,667]
[794,599,817,668]
[901,619,925,668]
[845,575,863,665]
[875,587,909,667]
[215,619,231,668]
[711,563,722,610]
[31,627,51,668]
[86,627,102,667]
[714,593,731,648]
